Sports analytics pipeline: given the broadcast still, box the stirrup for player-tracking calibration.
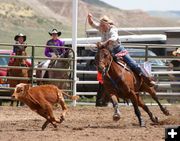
[149,80,156,87]
[141,75,155,87]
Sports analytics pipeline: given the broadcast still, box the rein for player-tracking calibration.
[104,55,113,74]
[103,55,117,86]
[102,53,127,102]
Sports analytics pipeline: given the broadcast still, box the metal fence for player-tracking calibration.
[75,43,180,105]
[0,43,75,101]
[0,43,180,106]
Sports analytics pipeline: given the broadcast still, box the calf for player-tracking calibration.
[12,83,79,130]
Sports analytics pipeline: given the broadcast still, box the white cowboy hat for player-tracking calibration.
[172,48,180,56]
[14,33,26,41]
[48,29,61,36]
[100,15,114,25]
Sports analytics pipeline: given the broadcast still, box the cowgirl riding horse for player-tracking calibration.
[87,13,155,107]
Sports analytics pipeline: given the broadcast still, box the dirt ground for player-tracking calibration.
[0,104,179,141]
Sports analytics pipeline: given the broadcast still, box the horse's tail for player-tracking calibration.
[62,91,79,100]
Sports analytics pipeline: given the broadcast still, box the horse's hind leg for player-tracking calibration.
[147,88,170,116]
[111,95,121,121]
[137,95,158,123]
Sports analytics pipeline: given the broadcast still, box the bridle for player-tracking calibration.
[104,54,113,75]
[98,49,113,76]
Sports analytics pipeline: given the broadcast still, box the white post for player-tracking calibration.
[72,0,78,106]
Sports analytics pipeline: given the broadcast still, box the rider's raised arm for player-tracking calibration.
[88,13,99,30]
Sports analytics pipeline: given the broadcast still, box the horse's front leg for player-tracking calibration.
[104,80,121,121]
[130,92,145,127]
[111,95,121,121]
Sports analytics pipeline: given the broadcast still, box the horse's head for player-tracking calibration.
[14,49,27,67]
[95,48,112,73]
[61,48,70,58]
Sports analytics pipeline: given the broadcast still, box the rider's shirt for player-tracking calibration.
[91,22,121,49]
[45,39,65,57]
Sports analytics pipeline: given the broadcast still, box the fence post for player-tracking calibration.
[31,46,35,86]
[72,0,78,106]
[145,45,148,61]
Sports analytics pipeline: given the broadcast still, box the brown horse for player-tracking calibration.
[36,49,72,90]
[7,50,31,106]
[95,47,170,127]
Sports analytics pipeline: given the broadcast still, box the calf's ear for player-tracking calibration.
[24,84,32,92]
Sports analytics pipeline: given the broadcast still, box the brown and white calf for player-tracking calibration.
[12,83,79,130]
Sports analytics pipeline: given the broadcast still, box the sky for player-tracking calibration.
[100,0,180,11]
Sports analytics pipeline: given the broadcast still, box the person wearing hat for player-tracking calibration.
[44,29,65,58]
[13,33,27,54]
[9,33,31,67]
[88,13,155,87]
[40,29,65,77]
[168,48,180,87]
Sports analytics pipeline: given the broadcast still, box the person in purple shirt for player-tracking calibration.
[45,29,65,58]
[40,29,65,78]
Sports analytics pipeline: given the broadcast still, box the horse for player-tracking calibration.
[7,49,31,106]
[36,49,72,90]
[95,47,170,127]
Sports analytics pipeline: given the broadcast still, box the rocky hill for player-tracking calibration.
[0,0,180,45]
[36,0,180,27]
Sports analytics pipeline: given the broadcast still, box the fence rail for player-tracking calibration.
[75,43,180,106]
[0,44,75,103]
[0,43,180,106]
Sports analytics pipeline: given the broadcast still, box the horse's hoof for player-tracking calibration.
[53,124,57,129]
[154,117,159,123]
[164,110,170,116]
[113,113,120,121]
[151,116,159,123]
[140,121,146,127]
[162,107,170,116]
[140,124,146,127]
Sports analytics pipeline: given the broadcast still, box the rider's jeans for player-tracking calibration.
[112,45,143,75]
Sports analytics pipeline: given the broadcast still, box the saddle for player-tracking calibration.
[113,50,130,71]
[115,59,130,71]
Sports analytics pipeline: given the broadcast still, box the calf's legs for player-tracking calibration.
[36,102,61,130]
[58,97,68,123]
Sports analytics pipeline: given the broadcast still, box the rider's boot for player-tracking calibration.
[140,73,156,87]
[134,67,156,87]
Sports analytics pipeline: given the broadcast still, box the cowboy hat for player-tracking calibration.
[172,48,180,56]
[100,15,114,25]
[48,29,61,36]
[14,33,26,41]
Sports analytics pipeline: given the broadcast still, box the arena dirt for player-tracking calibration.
[0,105,179,141]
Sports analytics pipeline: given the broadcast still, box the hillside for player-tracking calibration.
[148,10,180,20]
[0,0,180,46]
[37,0,180,27]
